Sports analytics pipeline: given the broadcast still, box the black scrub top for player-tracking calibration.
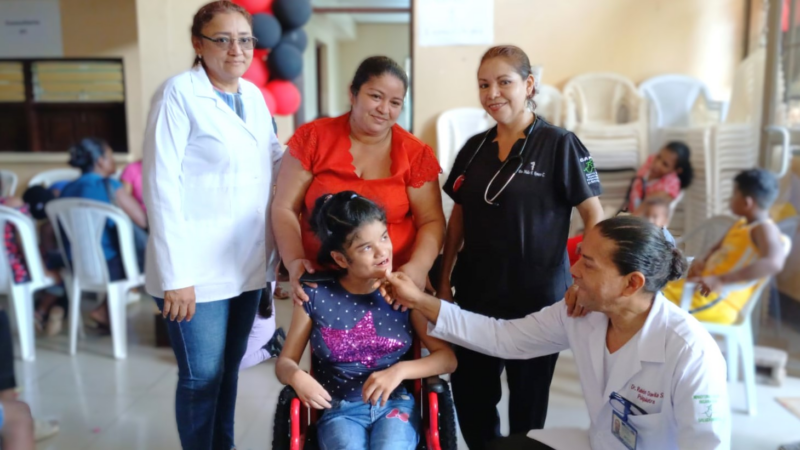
[443,118,602,320]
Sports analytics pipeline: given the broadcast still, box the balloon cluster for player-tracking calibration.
[238,0,310,116]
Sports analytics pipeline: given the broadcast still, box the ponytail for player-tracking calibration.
[309,191,387,267]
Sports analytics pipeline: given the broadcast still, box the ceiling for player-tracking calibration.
[311,0,410,7]
[312,0,410,23]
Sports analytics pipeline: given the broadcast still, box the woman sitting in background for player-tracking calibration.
[60,138,147,328]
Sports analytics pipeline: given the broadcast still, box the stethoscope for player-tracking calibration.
[452,118,537,206]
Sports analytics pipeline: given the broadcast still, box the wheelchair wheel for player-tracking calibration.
[272,386,297,450]
[436,382,458,450]
[419,380,459,450]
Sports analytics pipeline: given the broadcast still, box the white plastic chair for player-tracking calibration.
[436,108,495,222]
[663,49,769,233]
[436,107,495,176]
[0,170,18,197]
[639,75,727,154]
[0,206,56,361]
[534,84,563,127]
[45,198,143,359]
[562,73,648,170]
[27,168,81,189]
[679,233,791,416]
[675,215,737,258]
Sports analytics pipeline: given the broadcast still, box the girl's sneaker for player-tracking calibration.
[264,327,286,358]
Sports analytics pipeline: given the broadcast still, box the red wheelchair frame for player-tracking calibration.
[272,340,458,450]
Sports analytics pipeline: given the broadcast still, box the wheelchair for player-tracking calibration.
[272,339,459,450]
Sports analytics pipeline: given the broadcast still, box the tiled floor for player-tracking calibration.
[6,293,800,449]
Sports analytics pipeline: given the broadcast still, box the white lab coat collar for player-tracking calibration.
[588,293,670,403]
[189,65,258,141]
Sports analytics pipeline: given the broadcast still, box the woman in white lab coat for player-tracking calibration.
[141,2,282,449]
[383,216,730,450]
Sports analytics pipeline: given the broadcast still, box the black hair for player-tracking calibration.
[350,56,408,97]
[191,1,252,67]
[734,168,779,209]
[68,138,109,173]
[22,185,55,220]
[481,45,537,111]
[309,191,387,268]
[257,288,273,319]
[596,216,686,293]
[663,141,693,189]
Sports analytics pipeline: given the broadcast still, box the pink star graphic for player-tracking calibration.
[319,311,404,368]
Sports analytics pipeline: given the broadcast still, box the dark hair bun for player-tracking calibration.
[668,246,687,281]
[68,137,108,173]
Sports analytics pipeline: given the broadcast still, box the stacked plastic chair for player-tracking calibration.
[662,48,768,233]
[639,74,728,154]
[562,72,648,171]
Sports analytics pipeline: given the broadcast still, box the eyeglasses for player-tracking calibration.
[200,34,258,50]
[609,392,647,418]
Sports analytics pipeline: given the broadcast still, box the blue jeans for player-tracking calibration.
[317,390,419,450]
[154,290,261,450]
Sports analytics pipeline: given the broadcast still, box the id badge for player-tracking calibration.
[611,410,638,450]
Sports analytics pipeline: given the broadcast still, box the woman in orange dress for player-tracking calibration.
[272,56,445,303]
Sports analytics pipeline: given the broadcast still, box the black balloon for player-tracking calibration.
[252,13,282,49]
[281,28,308,52]
[273,0,312,30]
[267,42,303,80]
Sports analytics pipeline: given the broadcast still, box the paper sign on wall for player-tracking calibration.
[418,0,493,47]
[0,0,63,58]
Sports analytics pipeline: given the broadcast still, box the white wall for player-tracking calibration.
[336,23,410,116]
[302,14,356,120]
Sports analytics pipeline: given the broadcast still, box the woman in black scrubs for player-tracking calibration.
[438,45,604,449]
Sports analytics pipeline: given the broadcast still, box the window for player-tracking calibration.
[0,58,128,153]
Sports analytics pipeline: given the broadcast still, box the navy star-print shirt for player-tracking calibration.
[303,280,412,401]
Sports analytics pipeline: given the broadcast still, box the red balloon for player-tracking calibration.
[267,80,301,116]
[233,0,274,14]
[243,58,268,86]
[242,58,269,87]
[260,86,277,113]
[253,48,269,61]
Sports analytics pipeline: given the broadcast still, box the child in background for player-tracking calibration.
[567,196,676,266]
[239,288,286,370]
[635,196,676,245]
[624,141,693,213]
[663,169,788,324]
[276,191,456,449]
[22,186,68,336]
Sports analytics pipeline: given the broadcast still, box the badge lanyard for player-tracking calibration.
[609,392,646,450]
[452,118,537,206]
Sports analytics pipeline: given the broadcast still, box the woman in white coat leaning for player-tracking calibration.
[383,216,730,450]
[141,2,282,449]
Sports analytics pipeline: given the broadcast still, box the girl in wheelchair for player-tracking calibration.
[276,191,457,450]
